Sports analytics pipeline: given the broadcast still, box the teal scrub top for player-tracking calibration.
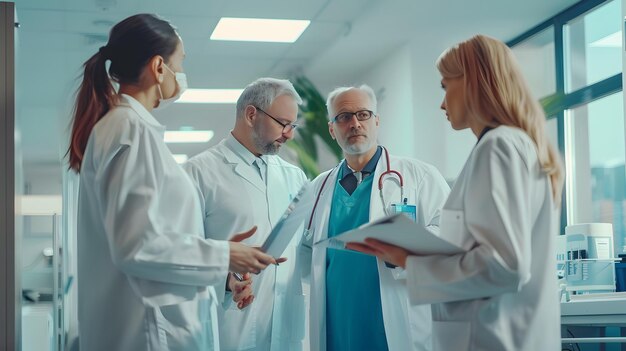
[325,160,388,351]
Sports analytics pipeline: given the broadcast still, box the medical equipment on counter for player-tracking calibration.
[564,223,617,294]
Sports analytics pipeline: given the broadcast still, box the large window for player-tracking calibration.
[565,92,626,255]
[564,0,622,92]
[510,0,624,243]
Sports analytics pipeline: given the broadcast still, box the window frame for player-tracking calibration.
[508,0,623,231]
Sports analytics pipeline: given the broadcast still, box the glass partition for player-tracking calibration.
[564,0,622,92]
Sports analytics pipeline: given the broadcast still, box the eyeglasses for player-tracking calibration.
[332,110,375,124]
[255,106,299,134]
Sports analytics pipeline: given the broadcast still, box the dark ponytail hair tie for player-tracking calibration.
[98,45,110,59]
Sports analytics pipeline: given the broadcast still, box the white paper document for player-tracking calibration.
[314,213,464,255]
[261,182,315,258]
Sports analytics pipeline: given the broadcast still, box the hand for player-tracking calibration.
[228,273,254,310]
[346,238,410,268]
[230,226,257,243]
[228,226,278,274]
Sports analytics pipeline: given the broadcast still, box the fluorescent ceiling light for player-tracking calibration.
[164,130,214,143]
[172,154,189,164]
[19,195,62,215]
[211,17,310,43]
[590,31,621,48]
[178,89,243,104]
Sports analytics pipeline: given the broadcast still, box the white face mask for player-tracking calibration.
[155,63,187,111]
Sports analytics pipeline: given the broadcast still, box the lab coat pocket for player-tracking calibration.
[274,293,306,342]
[432,321,470,350]
[288,294,306,341]
[439,209,471,250]
[220,306,256,350]
[155,298,213,351]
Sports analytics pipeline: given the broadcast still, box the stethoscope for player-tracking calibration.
[305,146,404,233]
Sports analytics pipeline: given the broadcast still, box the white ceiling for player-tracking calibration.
[12,0,577,167]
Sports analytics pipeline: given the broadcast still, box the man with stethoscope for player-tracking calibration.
[299,85,450,351]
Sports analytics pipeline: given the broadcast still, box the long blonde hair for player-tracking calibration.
[437,34,564,204]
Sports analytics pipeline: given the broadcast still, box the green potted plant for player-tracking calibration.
[288,76,342,178]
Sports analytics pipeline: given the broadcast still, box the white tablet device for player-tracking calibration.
[261,182,314,258]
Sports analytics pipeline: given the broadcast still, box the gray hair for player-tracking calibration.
[325,84,377,120]
[236,77,302,119]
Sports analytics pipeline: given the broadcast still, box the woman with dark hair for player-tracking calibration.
[348,34,564,350]
[68,14,276,351]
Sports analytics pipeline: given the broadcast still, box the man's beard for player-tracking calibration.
[252,130,281,155]
[342,134,372,155]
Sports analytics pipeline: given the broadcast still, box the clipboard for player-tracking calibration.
[314,213,464,255]
[260,182,314,258]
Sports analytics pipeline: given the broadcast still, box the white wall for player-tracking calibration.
[408,40,476,180]
[345,38,476,181]
[357,44,415,158]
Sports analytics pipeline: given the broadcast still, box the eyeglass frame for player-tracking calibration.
[253,106,299,133]
[331,109,375,124]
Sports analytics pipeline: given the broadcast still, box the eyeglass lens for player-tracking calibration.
[334,110,373,123]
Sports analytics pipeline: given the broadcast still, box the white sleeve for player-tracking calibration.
[406,137,532,304]
[182,160,209,221]
[385,163,450,279]
[98,125,229,289]
[415,164,451,230]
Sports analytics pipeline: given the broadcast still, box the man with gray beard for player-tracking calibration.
[184,78,308,351]
[300,85,449,351]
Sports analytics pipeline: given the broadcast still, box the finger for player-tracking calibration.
[233,286,251,302]
[234,279,252,292]
[246,295,255,306]
[255,252,277,266]
[253,264,265,275]
[346,242,379,255]
[233,293,242,303]
[233,289,244,302]
[242,272,252,281]
[230,226,258,242]
[251,261,267,274]
[275,257,288,264]
[240,295,254,309]
[238,285,252,295]
[364,238,398,252]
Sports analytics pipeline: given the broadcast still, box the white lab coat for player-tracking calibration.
[404,126,561,350]
[300,151,450,351]
[77,94,229,351]
[184,136,308,351]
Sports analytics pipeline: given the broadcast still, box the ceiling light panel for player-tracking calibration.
[172,154,189,164]
[164,130,214,143]
[210,17,310,43]
[178,89,244,104]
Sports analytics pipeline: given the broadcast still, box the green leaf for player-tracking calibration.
[286,140,320,178]
[287,75,343,177]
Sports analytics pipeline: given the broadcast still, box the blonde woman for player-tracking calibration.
[348,34,564,350]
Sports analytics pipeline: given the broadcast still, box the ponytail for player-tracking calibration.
[67,14,179,172]
[67,49,116,172]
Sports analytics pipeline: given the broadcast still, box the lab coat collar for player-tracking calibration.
[224,132,258,166]
[222,133,266,191]
[118,94,164,129]
[340,145,382,180]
